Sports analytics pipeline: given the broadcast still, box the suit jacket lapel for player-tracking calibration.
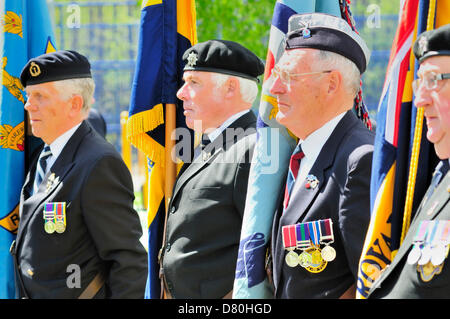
[16,121,91,246]
[279,111,357,227]
[171,111,256,202]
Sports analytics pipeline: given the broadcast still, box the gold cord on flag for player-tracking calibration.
[400,0,436,245]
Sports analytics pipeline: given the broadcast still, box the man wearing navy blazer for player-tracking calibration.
[11,50,147,298]
[158,40,264,298]
[368,24,450,299]
[269,13,375,299]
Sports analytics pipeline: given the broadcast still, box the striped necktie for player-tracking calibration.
[194,134,211,159]
[33,145,52,194]
[283,144,304,211]
[200,134,211,151]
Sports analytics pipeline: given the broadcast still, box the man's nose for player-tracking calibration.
[414,85,432,109]
[176,84,187,101]
[269,73,286,96]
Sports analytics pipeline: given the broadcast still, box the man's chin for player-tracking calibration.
[434,140,450,160]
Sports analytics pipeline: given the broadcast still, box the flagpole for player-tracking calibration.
[164,103,177,212]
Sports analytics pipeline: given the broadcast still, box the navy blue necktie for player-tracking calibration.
[33,146,52,194]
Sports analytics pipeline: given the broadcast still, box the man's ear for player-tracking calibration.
[326,70,342,95]
[224,77,239,98]
[69,94,84,117]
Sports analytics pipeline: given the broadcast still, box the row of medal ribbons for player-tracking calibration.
[407,220,450,267]
[42,202,67,234]
[282,218,336,269]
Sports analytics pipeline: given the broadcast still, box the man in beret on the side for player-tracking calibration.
[269,13,374,298]
[368,24,450,299]
[11,50,147,298]
[158,39,264,298]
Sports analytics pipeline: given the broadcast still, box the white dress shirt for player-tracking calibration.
[42,122,82,175]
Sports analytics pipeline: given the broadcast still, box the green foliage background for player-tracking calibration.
[51,0,402,129]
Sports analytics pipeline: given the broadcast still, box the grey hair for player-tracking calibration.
[211,73,259,104]
[313,50,361,98]
[52,77,95,114]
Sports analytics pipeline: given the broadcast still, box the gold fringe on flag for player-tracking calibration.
[126,103,165,164]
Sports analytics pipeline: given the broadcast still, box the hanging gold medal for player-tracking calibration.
[305,246,327,273]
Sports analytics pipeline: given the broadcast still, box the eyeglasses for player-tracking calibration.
[412,71,450,94]
[272,65,331,86]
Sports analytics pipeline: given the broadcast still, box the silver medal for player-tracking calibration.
[418,245,432,265]
[407,245,422,265]
[285,250,299,267]
[430,244,447,266]
[321,245,336,262]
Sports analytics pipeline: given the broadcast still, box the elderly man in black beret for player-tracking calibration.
[158,39,264,298]
[368,24,450,299]
[11,50,147,298]
[269,13,374,299]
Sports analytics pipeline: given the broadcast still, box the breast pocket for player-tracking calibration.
[188,186,222,200]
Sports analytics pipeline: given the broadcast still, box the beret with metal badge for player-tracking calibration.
[413,24,450,63]
[182,39,265,82]
[20,50,92,87]
[285,13,371,74]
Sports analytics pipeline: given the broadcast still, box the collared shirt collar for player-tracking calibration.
[47,122,82,167]
[206,110,250,143]
[300,111,346,162]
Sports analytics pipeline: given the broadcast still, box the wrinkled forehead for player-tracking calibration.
[277,48,317,71]
[418,55,450,76]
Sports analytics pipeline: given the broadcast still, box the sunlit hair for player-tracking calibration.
[52,78,96,115]
[211,72,258,104]
[313,50,361,98]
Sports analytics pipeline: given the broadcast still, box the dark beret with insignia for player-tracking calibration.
[182,39,265,82]
[285,13,371,74]
[20,50,92,87]
[413,24,450,63]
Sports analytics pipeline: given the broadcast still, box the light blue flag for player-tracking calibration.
[232,0,342,299]
[0,0,55,299]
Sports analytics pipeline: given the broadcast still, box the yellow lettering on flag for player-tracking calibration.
[0,204,20,234]
[357,163,396,297]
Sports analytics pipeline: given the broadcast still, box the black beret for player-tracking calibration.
[20,50,92,87]
[413,24,450,63]
[182,39,265,82]
[285,13,371,74]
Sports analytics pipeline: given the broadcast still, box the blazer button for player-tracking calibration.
[166,243,171,252]
[170,206,176,214]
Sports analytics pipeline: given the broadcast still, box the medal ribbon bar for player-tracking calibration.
[413,220,429,244]
[295,223,311,249]
[307,221,320,246]
[282,225,297,249]
[319,219,334,243]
